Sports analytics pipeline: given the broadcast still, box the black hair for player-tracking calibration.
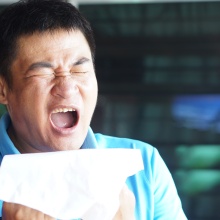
[0,0,95,87]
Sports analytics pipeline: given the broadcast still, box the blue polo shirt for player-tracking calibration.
[0,113,187,219]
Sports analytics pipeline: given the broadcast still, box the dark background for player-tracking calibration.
[1,1,220,219]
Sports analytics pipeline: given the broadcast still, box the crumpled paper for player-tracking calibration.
[0,149,143,220]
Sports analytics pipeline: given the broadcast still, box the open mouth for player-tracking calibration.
[50,108,78,129]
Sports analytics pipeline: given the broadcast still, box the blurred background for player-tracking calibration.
[1,0,220,219]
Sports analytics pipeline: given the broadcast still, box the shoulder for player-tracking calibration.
[94,132,154,152]
[94,133,160,173]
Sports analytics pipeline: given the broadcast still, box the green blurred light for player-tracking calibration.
[176,145,220,169]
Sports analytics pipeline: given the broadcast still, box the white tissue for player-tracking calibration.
[0,149,143,220]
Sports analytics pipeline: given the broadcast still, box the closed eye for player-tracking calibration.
[25,69,54,78]
[71,71,87,74]
[25,61,54,78]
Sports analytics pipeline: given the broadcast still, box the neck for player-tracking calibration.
[7,124,40,154]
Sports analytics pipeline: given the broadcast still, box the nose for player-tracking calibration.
[51,72,79,99]
[54,70,71,77]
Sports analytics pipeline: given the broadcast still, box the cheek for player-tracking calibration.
[23,79,52,103]
[87,74,98,92]
[87,85,98,120]
[7,80,50,115]
[80,77,98,117]
[85,77,98,104]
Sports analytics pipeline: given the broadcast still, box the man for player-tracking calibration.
[0,0,187,219]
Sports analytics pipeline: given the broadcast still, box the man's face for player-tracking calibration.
[2,30,98,153]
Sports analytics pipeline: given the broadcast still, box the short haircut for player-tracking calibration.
[0,0,95,87]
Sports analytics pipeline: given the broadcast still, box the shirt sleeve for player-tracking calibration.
[151,148,188,220]
[0,200,2,217]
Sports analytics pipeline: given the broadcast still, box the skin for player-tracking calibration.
[2,203,55,220]
[0,30,135,219]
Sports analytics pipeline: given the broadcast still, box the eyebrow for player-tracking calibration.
[27,57,90,72]
[27,62,54,71]
[73,57,90,66]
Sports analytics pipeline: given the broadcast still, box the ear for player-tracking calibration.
[0,76,9,105]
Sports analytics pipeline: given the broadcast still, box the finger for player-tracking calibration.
[44,214,56,220]
[2,202,55,220]
[119,185,136,215]
[113,185,136,220]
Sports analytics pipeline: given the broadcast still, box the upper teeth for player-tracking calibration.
[52,108,76,113]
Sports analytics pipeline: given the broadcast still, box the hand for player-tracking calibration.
[113,185,136,220]
[2,187,135,220]
[2,202,55,220]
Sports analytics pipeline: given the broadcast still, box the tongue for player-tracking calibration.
[51,112,75,128]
